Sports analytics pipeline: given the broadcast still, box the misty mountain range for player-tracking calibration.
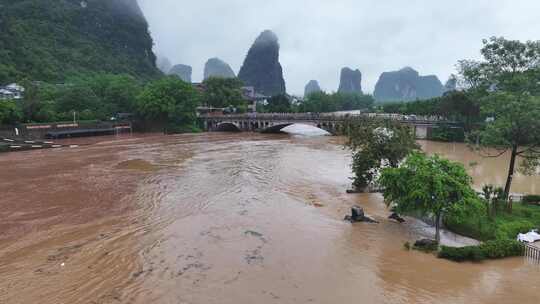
[1,0,448,102]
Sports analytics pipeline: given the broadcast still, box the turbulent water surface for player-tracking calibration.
[0,132,539,304]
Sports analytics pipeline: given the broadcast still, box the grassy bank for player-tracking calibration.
[444,202,540,242]
[438,239,525,262]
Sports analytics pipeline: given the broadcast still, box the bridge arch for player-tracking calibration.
[215,122,242,132]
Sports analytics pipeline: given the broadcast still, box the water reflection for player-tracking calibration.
[420,140,539,194]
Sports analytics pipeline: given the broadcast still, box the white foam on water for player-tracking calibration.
[280,124,330,137]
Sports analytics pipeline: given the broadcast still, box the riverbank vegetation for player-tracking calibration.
[444,201,540,241]
[372,147,536,261]
[136,77,200,133]
[344,117,419,191]
[379,152,476,243]
[201,77,246,110]
[438,239,525,262]
[12,74,142,123]
[462,37,540,203]
[0,74,207,133]
[346,38,540,260]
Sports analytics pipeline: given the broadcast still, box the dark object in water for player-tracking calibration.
[414,239,439,252]
[344,206,378,223]
[388,212,405,223]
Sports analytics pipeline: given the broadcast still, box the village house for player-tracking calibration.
[0,83,25,100]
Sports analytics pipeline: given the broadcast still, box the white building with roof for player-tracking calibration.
[0,83,24,100]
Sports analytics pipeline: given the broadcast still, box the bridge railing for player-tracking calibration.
[200,112,453,124]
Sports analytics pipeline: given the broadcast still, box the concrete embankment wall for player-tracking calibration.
[0,121,132,140]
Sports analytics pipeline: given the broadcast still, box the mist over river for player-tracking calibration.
[0,132,539,304]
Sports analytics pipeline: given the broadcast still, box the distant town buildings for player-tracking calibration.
[0,83,25,100]
[241,86,269,112]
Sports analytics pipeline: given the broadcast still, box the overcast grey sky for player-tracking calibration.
[139,0,540,96]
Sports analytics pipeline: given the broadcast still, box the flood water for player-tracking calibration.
[0,132,539,304]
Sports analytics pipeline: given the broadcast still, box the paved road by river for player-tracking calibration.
[0,133,539,304]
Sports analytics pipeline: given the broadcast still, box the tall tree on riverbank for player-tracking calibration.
[459,37,540,207]
[344,118,419,191]
[201,77,245,109]
[379,152,475,243]
[136,77,200,133]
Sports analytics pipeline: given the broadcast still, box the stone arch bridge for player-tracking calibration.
[201,113,457,139]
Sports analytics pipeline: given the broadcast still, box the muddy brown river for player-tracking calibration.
[1,133,539,304]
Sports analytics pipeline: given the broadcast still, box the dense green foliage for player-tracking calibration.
[344,118,419,190]
[461,37,540,202]
[300,91,374,113]
[136,77,200,133]
[380,37,540,207]
[2,74,202,134]
[445,202,540,241]
[523,195,540,205]
[430,125,465,142]
[380,152,476,243]
[201,77,246,109]
[0,0,160,84]
[18,74,141,123]
[0,100,22,124]
[438,239,524,262]
[381,91,480,131]
[261,94,292,113]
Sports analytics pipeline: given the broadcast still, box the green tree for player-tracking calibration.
[55,84,102,120]
[439,91,480,131]
[345,118,419,190]
[86,74,142,115]
[201,77,245,108]
[0,100,22,124]
[136,77,200,132]
[0,0,160,84]
[264,94,292,113]
[460,37,540,205]
[19,81,60,123]
[379,152,475,243]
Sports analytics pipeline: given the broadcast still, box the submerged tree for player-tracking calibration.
[379,152,475,243]
[344,117,419,191]
[459,37,540,207]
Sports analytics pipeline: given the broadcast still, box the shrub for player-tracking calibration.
[523,195,540,205]
[438,239,524,262]
[481,240,525,259]
[0,144,9,153]
[494,220,536,240]
[429,125,465,142]
[403,242,411,250]
[413,239,439,253]
[444,199,540,241]
[438,245,485,262]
